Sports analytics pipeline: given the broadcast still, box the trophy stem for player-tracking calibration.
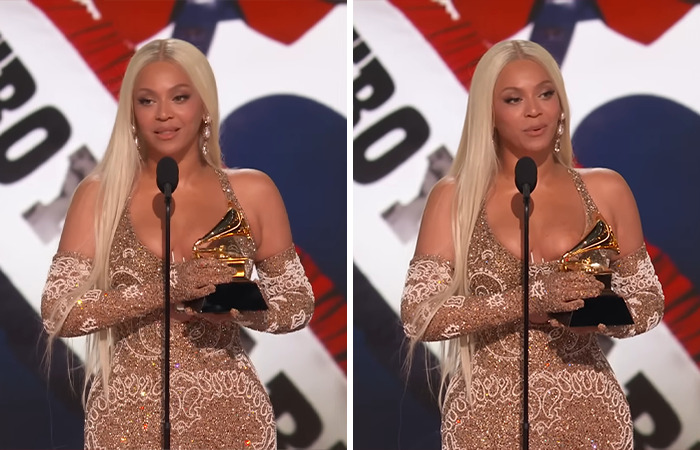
[549,272,633,327]
[594,272,615,297]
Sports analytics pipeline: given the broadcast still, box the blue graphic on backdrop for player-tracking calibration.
[0,270,83,449]
[171,0,241,54]
[220,95,347,290]
[573,95,700,289]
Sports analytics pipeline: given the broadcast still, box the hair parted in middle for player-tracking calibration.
[407,40,574,406]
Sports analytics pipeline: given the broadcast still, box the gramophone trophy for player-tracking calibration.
[549,216,633,327]
[188,207,267,313]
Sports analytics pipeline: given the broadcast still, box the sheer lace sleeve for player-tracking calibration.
[603,244,665,338]
[400,255,524,341]
[235,246,314,333]
[40,252,164,338]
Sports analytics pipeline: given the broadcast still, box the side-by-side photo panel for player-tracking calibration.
[354,2,700,449]
[0,2,346,449]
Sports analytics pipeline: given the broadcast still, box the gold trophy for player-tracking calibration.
[193,207,254,279]
[550,216,633,327]
[189,207,266,313]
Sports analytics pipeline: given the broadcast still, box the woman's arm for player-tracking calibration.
[402,178,599,341]
[227,170,314,333]
[579,169,665,337]
[42,178,238,337]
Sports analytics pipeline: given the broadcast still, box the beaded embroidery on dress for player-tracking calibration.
[42,170,315,449]
[401,169,664,450]
[84,170,275,449]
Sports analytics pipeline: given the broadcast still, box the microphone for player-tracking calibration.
[515,156,537,197]
[514,155,537,449]
[156,155,178,448]
[156,156,179,197]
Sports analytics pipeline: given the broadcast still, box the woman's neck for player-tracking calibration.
[496,150,560,190]
[142,149,211,192]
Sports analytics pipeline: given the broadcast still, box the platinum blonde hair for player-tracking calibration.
[407,40,573,407]
[46,38,223,403]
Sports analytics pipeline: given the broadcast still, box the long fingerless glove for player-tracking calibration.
[401,255,527,341]
[604,244,665,338]
[234,246,314,333]
[41,252,165,337]
[41,252,219,337]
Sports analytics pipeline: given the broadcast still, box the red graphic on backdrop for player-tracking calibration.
[299,247,347,373]
[238,0,335,45]
[30,0,334,97]
[389,0,694,90]
[648,243,700,368]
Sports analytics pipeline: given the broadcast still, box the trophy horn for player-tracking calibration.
[194,208,244,246]
[192,207,254,279]
[560,215,620,273]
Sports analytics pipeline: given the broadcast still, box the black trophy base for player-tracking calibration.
[549,273,634,327]
[186,281,268,314]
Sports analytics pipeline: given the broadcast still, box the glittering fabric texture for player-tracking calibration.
[41,252,165,337]
[401,170,664,449]
[40,170,298,449]
[236,246,315,334]
[606,244,664,338]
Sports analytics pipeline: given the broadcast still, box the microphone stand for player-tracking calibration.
[162,186,172,450]
[521,184,531,450]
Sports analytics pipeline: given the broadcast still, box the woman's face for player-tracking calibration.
[492,59,561,157]
[132,60,204,159]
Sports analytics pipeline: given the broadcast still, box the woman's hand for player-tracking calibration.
[170,304,193,323]
[530,271,604,314]
[174,304,241,324]
[170,258,239,304]
[547,318,622,335]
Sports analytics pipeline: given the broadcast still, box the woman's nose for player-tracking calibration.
[157,103,173,120]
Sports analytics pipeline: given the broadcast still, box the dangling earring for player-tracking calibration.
[554,113,564,153]
[201,115,211,157]
[131,123,143,161]
[131,123,140,149]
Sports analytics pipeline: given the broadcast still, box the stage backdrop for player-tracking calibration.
[0,1,346,449]
[354,1,700,449]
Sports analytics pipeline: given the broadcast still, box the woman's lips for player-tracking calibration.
[155,128,179,139]
[523,125,546,137]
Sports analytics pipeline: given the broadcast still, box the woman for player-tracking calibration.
[401,40,664,449]
[41,39,314,449]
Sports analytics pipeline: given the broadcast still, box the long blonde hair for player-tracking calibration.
[47,38,224,402]
[408,40,574,407]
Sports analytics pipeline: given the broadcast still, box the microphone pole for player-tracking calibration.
[515,156,537,450]
[156,157,178,450]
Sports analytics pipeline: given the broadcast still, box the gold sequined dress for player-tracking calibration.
[41,171,315,449]
[401,170,664,450]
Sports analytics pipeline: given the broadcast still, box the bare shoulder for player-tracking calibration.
[225,168,279,201]
[575,167,635,212]
[58,174,101,255]
[431,175,457,195]
[419,176,457,229]
[575,167,628,190]
[223,168,291,259]
[73,174,101,202]
[574,167,643,255]
[414,176,457,259]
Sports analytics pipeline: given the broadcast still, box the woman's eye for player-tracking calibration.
[505,97,521,104]
[137,98,154,105]
[174,94,190,102]
[541,90,555,99]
